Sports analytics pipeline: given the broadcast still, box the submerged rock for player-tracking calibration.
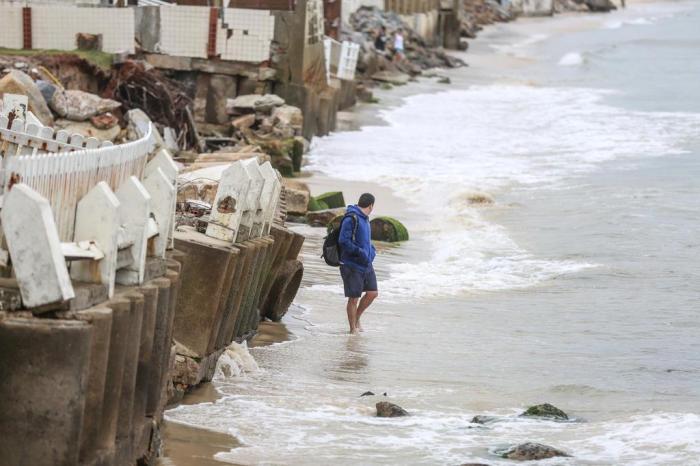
[471,415,498,425]
[376,401,408,417]
[500,442,571,461]
[360,391,375,397]
[520,403,569,420]
[584,0,616,11]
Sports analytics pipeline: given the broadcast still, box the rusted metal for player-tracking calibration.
[22,7,32,50]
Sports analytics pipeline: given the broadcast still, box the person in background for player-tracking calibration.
[374,26,389,55]
[393,28,405,62]
[338,193,378,334]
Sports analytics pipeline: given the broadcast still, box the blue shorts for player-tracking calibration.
[340,264,377,298]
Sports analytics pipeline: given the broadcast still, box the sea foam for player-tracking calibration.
[308,85,700,300]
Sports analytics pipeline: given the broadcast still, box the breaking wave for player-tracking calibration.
[308,85,700,300]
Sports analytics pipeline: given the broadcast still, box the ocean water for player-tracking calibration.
[167,2,700,464]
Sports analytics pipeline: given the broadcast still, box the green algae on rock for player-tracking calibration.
[307,197,329,212]
[520,403,569,420]
[370,217,409,242]
[314,191,346,209]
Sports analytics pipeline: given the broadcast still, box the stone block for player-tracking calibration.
[172,234,236,357]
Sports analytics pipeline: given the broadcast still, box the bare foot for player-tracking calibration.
[356,322,364,332]
[350,327,359,335]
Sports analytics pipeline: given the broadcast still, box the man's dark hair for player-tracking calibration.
[358,193,375,208]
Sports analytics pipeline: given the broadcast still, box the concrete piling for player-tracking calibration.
[0,317,92,466]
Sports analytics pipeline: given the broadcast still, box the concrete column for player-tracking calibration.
[115,291,145,466]
[74,307,113,466]
[222,242,254,345]
[232,241,261,340]
[97,298,131,463]
[133,284,159,460]
[146,278,171,417]
[214,246,244,351]
[0,317,92,466]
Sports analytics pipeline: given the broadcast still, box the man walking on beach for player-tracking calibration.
[339,193,378,334]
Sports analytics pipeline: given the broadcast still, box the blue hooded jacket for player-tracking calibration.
[338,205,376,272]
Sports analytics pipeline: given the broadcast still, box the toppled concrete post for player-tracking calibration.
[205,161,251,243]
[239,159,265,241]
[242,159,267,238]
[259,162,282,235]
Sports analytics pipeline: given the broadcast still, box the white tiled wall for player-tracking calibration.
[31,6,134,53]
[217,8,274,63]
[159,6,211,59]
[0,6,25,50]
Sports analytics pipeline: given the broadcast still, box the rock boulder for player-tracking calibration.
[228,94,284,114]
[370,217,409,242]
[50,90,121,122]
[0,70,54,125]
[376,401,408,417]
[500,442,571,461]
[306,207,346,227]
[285,187,310,216]
[315,191,345,209]
[520,403,569,420]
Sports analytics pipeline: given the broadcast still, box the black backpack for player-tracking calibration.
[321,214,358,267]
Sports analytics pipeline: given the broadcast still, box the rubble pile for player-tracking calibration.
[103,60,199,150]
[0,56,310,175]
[461,0,514,39]
[345,7,465,81]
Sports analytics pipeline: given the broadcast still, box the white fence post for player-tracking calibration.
[70,182,121,298]
[115,176,152,286]
[143,167,175,258]
[1,183,75,307]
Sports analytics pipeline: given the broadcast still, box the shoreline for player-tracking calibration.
[159,3,656,463]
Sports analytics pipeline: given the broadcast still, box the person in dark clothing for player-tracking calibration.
[338,193,378,334]
[374,26,389,54]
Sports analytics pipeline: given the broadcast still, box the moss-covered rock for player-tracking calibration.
[307,197,329,212]
[520,403,569,420]
[315,191,346,209]
[326,214,346,233]
[370,217,409,242]
[499,442,571,461]
[306,208,346,227]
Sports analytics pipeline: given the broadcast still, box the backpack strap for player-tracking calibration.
[349,213,358,243]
